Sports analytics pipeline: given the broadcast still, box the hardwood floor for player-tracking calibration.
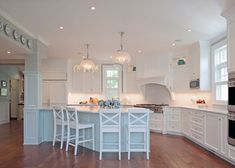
[0,120,234,168]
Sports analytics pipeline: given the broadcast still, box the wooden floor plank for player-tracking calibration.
[0,120,234,168]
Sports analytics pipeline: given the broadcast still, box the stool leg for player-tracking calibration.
[66,127,70,151]
[74,129,79,155]
[60,125,64,149]
[147,129,150,160]
[119,131,121,160]
[99,132,102,160]
[128,131,130,160]
[53,124,57,146]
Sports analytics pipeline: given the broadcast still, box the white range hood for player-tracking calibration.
[137,76,168,86]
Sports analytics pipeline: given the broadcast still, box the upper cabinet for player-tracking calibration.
[169,41,210,92]
[123,65,139,93]
[222,5,235,72]
[71,70,102,93]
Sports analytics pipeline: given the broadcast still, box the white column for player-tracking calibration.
[24,40,47,144]
[222,4,235,72]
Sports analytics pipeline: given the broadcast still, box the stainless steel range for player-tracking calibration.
[134,104,169,113]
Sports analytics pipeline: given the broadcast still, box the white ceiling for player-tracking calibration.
[0,0,234,61]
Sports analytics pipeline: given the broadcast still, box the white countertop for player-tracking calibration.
[168,105,228,115]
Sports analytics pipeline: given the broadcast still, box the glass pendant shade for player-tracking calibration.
[73,44,98,73]
[112,32,131,64]
[112,50,131,64]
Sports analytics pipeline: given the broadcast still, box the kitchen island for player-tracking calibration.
[39,106,150,152]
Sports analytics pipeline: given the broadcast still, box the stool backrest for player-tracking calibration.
[99,109,121,128]
[53,106,64,122]
[128,108,149,128]
[65,107,78,125]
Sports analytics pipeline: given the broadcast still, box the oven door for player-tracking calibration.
[228,81,235,111]
[228,113,235,146]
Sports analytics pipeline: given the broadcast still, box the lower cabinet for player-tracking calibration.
[164,107,181,134]
[181,109,191,137]
[204,113,228,156]
[150,113,163,132]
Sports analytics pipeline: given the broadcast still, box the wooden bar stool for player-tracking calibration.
[99,109,121,160]
[127,108,150,160]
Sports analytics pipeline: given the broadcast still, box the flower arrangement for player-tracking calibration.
[98,99,120,109]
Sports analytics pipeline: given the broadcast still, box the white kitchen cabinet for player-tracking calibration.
[181,108,191,137]
[164,107,181,134]
[204,113,228,156]
[190,110,205,144]
[204,113,220,152]
[123,69,139,93]
[150,113,163,132]
[228,145,235,162]
[71,70,101,93]
[43,81,67,106]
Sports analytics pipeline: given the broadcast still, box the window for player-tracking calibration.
[102,65,122,99]
[212,40,228,102]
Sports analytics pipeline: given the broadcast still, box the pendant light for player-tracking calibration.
[112,32,131,64]
[73,44,98,73]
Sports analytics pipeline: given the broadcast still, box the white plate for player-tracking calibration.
[27,39,33,49]
[4,24,11,36]
[20,35,26,45]
[13,30,19,41]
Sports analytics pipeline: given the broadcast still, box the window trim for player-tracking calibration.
[211,39,228,105]
[102,64,123,99]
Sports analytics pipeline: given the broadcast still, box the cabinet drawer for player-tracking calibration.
[167,122,180,131]
[191,131,204,143]
[191,111,204,118]
[191,116,204,126]
[167,114,180,121]
[150,121,162,130]
[191,124,203,135]
[150,113,162,121]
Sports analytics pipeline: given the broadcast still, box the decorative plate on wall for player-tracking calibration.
[20,35,26,45]
[4,24,11,36]
[13,30,19,41]
[27,39,33,49]
[0,21,3,31]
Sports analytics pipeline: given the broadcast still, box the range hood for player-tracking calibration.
[137,76,168,86]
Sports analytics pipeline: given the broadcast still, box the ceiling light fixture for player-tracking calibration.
[112,32,131,64]
[186,29,192,32]
[73,44,98,73]
[138,50,142,53]
[172,43,176,46]
[59,26,64,30]
[7,51,11,54]
[90,6,96,10]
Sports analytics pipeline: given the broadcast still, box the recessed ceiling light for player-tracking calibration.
[110,56,113,58]
[7,51,11,54]
[186,29,192,32]
[172,43,176,46]
[90,6,96,10]
[138,50,142,53]
[59,26,64,30]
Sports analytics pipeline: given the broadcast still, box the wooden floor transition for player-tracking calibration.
[0,120,234,168]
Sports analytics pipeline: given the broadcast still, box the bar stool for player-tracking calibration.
[99,109,121,160]
[52,106,68,149]
[65,107,95,155]
[127,108,150,160]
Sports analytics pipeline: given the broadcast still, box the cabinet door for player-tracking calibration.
[181,109,191,136]
[220,115,228,156]
[42,82,49,105]
[49,81,67,105]
[205,113,220,152]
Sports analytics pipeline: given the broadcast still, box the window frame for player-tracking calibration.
[211,39,228,105]
[102,64,123,100]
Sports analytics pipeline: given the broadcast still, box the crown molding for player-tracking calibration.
[0,7,49,46]
[221,5,235,24]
